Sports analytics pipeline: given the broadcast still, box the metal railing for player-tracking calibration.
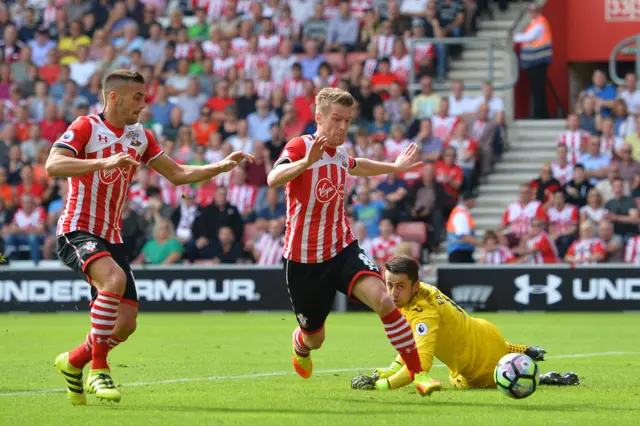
[407,37,520,94]
[609,34,640,87]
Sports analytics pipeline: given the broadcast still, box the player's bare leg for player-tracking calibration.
[351,275,438,396]
[109,303,138,351]
[292,327,324,378]
[506,342,547,361]
[56,257,125,404]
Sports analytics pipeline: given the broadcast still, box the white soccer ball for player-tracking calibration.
[494,353,540,399]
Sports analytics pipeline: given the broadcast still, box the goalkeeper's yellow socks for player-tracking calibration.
[507,342,528,354]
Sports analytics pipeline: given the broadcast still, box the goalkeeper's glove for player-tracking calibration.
[350,374,392,391]
[372,360,403,381]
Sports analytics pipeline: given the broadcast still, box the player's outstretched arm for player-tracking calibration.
[350,143,422,177]
[267,135,328,188]
[150,151,254,185]
[46,148,140,178]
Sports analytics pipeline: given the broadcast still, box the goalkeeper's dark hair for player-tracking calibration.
[384,256,420,283]
[103,70,145,97]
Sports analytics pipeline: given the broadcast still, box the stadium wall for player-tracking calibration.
[0,266,298,313]
[437,265,640,313]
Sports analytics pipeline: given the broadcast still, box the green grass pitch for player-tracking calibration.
[1,312,639,425]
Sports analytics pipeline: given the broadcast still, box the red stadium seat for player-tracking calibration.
[396,222,428,245]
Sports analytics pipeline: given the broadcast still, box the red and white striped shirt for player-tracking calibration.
[600,136,619,156]
[375,35,395,59]
[255,232,285,265]
[231,37,251,57]
[566,238,606,264]
[274,16,299,39]
[214,168,234,188]
[128,183,149,212]
[258,34,282,57]
[175,42,193,60]
[255,79,277,100]
[390,54,411,82]
[227,183,258,214]
[202,40,222,59]
[405,38,435,63]
[547,204,578,236]
[312,75,338,89]
[624,235,640,264]
[283,77,305,101]
[551,162,573,185]
[363,58,378,78]
[13,207,46,230]
[205,0,225,21]
[239,52,268,80]
[557,130,590,164]
[276,134,356,263]
[350,0,373,19]
[383,138,410,162]
[524,232,559,264]
[213,56,236,77]
[432,115,458,141]
[481,246,515,265]
[54,115,163,243]
[371,235,402,265]
[195,180,217,207]
[447,138,478,170]
[158,175,181,207]
[502,201,546,239]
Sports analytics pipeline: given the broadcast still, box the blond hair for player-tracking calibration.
[315,87,355,115]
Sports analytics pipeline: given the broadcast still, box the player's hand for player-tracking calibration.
[218,151,255,172]
[304,135,328,167]
[350,374,377,390]
[102,152,139,170]
[393,143,422,173]
[372,367,395,380]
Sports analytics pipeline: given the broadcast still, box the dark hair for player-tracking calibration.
[552,189,565,197]
[384,256,420,283]
[146,186,161,197]
[573,163,585,171]
[103,70,145,96]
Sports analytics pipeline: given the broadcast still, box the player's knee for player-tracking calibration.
[376,292,397,316]
[99,266,127,296]
[117,317,137,338]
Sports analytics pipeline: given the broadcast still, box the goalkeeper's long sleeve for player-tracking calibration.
[385,351,436,389]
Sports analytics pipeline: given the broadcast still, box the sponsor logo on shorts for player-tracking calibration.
[82,241,98,253]
[297,313,308,327]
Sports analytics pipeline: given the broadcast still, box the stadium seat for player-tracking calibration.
[396,222,428,245]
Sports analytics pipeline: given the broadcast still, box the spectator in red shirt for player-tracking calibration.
[15,164,47,204]
[371,218,403,269]
[434,146,463,215]
[293,80,316,125]
[547,189,579,258]
[191,105,218,146]
[371,58,404,100]
[3,193,46,264]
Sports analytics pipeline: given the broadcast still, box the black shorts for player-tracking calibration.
[284,241,382,334]
[56,230,138,306]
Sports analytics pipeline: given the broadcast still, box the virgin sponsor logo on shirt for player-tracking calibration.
[99,167,125,185]
[315,178,345,203]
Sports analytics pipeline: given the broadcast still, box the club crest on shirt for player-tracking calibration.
[83,241,98,253]
[127,131,142,147]
[315,178,345,204]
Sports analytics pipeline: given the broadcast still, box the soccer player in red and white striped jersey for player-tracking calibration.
[624,235,640,264]
[47,70,254,405]
[267,87,438,396]
[564,221,606,264]
[557,114,590,165]
[252,219,285,265]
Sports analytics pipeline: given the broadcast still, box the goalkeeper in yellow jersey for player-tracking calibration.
[351,256,579,394]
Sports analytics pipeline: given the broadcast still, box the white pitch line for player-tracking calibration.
[0,351,637,398]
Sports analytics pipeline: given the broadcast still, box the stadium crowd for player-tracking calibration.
[483,69,640,266]
[5,0,637,270]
